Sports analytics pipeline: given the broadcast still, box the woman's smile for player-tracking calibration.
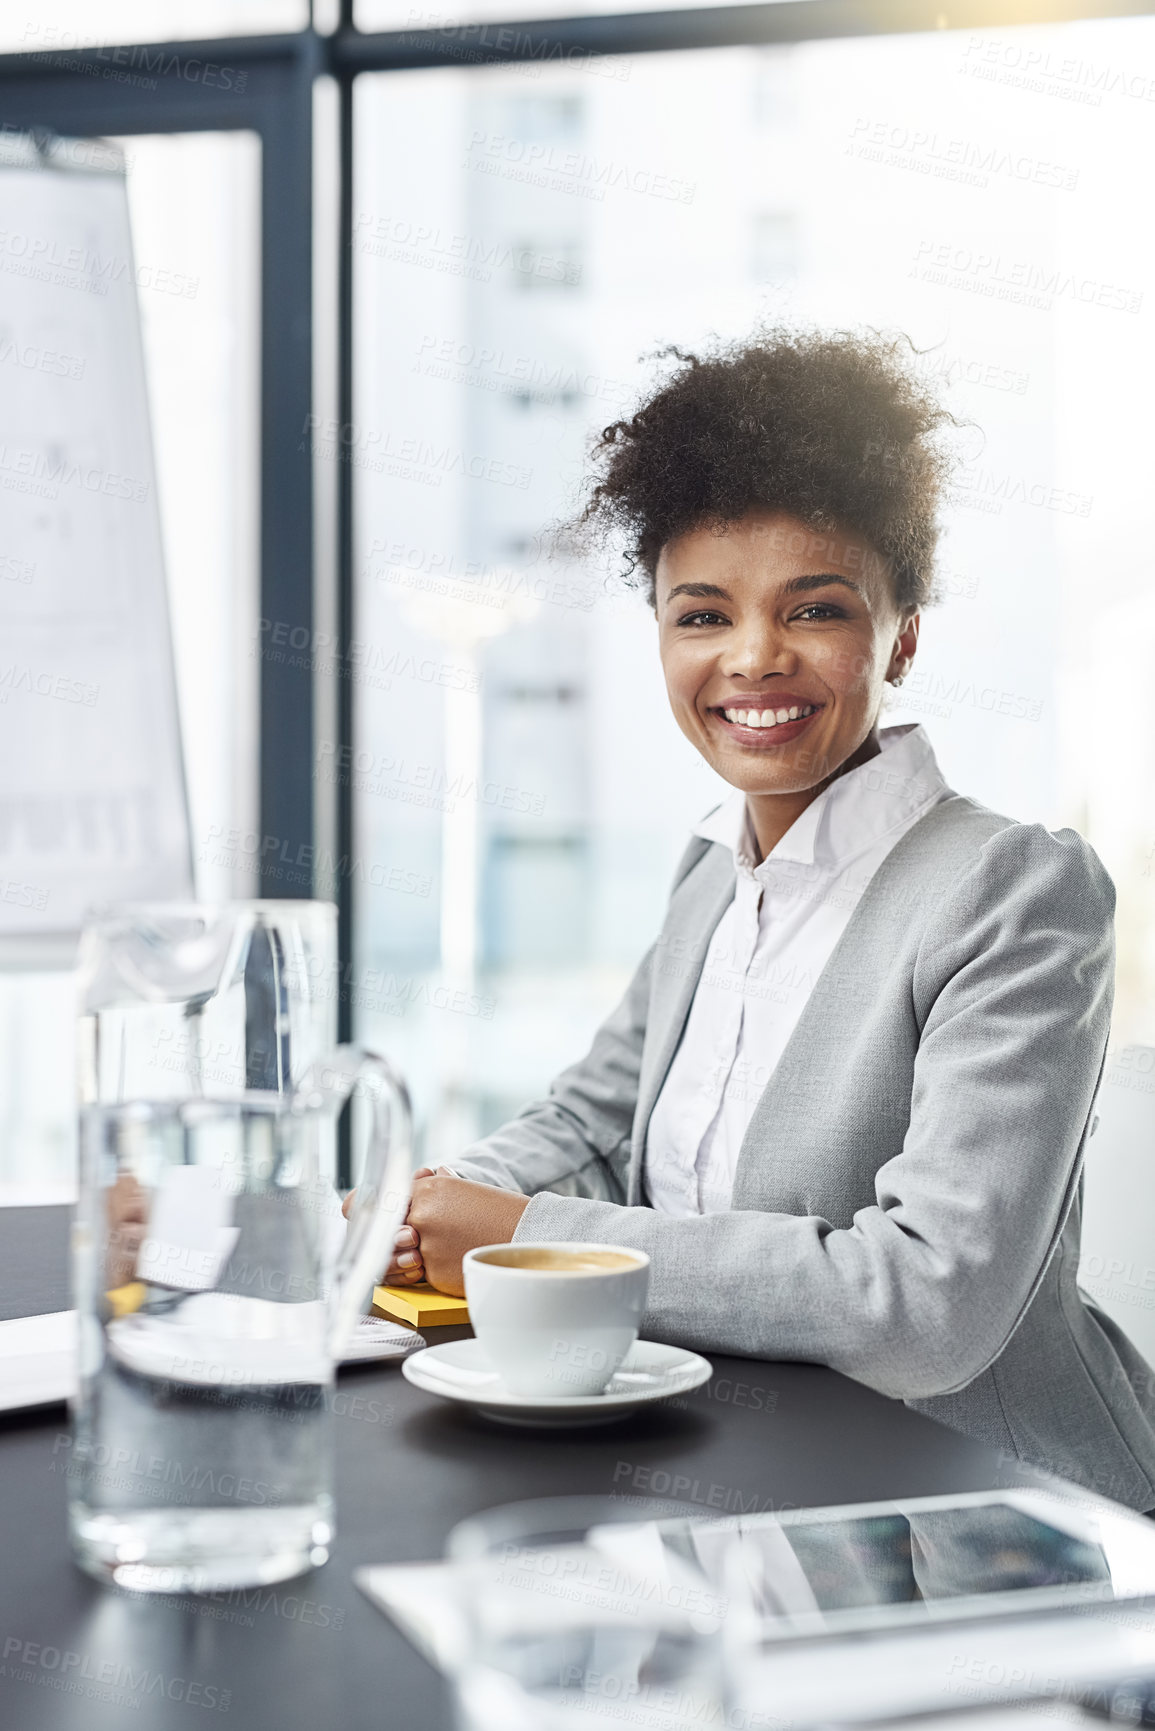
[707,696,824,748]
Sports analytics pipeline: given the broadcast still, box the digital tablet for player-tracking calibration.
[595,1488,1155,1641]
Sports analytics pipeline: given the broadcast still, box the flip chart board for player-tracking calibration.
[0,130,192,955]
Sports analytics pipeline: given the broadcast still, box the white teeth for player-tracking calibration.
[721,703,816,729]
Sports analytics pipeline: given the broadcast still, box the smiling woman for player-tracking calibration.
[585,330,940,857]
[377,327,1155,1512]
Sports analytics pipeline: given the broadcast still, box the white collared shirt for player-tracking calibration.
[645,724,950,1216]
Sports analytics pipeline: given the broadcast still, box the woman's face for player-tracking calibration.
[655,509,919,799]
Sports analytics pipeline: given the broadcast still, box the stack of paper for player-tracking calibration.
[0,1311,75,1411]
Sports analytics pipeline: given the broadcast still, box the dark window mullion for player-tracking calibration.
[255,44,319,898]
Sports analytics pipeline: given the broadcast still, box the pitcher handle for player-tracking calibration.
[294,1044,416,1357]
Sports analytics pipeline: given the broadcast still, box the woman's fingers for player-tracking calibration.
[370,1218,424,1287]
[344,1166,435,1223]
[385,1252,425,1284]
[346,1169,433,1283]
[385,1221,424,1284]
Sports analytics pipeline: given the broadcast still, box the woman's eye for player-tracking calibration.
[793,603,846,622]
[677,610,729,627]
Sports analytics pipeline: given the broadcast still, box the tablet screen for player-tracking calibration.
[650,1500,1114,1625]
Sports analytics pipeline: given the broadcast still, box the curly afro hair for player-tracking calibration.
[579,327,956,613]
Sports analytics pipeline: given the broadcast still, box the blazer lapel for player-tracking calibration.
[728,794,993,1206]
[627,843,736,1202]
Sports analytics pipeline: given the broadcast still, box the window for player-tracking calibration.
[509,240,583,290]
[750,210,798,283]
[353,22,1155,1161]
[5,5,1155,1188]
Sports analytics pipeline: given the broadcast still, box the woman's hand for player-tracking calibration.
[106,1174,148,1289]
[342,1168,436,1285]
[406,1171,529,1296]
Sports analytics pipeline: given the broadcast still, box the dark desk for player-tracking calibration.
[0,1206,1038,1730]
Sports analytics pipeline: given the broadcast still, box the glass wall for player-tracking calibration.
[352,17,1155,1160]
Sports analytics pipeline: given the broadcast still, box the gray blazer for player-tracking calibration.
[455,795,1155,1511]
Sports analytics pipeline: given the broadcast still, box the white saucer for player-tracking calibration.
[401,1337,712,1426]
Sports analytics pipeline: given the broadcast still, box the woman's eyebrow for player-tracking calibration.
[664,582,730,603]
[782,574,863,598]
[664,574,864,605]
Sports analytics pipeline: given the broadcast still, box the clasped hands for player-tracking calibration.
[341,1167,529,1298]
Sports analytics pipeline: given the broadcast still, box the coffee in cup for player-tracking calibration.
[473,1247,640,1273]
[463,1241,650,1398]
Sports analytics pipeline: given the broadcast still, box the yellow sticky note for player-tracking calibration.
[106,1282,147,1318]
[372,1283,470,1328]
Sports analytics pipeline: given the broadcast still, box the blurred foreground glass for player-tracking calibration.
[444,1497,725,1731]
[70,901,414,1591]
[444,1495,1155,1730]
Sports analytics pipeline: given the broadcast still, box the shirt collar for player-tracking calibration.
[692,724,949,875]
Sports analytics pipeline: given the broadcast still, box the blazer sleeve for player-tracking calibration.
[510,824,1115,1401]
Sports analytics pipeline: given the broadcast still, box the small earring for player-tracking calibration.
[891,674,905,687]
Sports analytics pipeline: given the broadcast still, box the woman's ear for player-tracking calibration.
[889,610,920,683]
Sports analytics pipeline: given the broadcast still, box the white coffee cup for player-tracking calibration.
[463,1242,651,1397]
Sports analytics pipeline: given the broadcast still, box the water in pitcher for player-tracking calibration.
[70,1097,346,1591]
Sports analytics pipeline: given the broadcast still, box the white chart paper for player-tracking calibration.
[0,134,192,945]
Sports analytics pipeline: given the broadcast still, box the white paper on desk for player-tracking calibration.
[0,1307,416,1411]
[355,1538,705,1673]
[136,1165,239,1292]
[0,1310,76,1410]
[356,1562,471,1669]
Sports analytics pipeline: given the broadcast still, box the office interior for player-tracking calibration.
[5,0,1155,1724]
